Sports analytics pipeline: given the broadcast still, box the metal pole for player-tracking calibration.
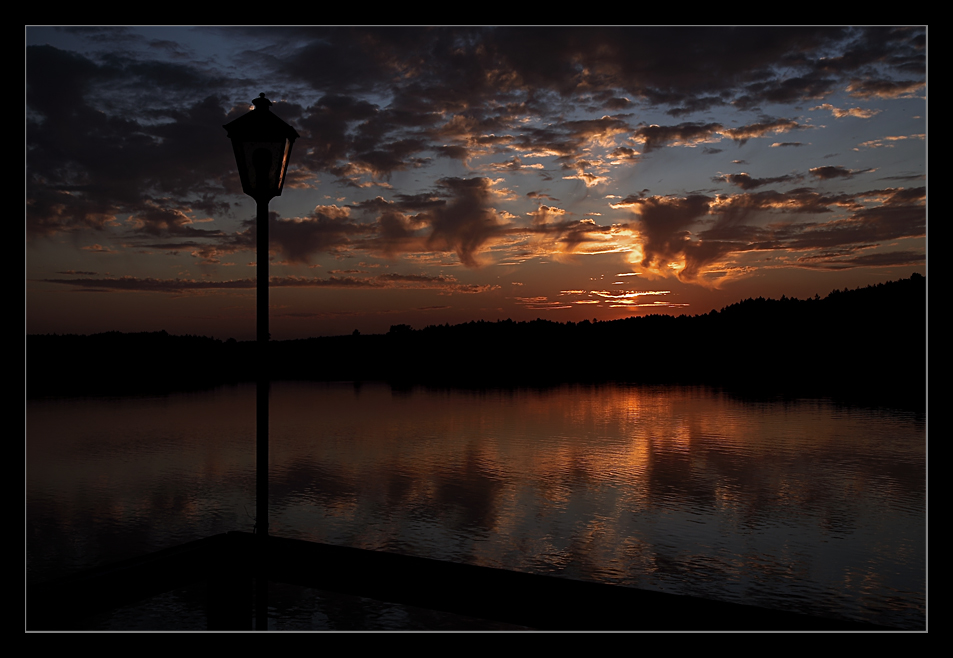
[256,196,270,630]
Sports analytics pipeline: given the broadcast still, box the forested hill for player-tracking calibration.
[28,274,926,408]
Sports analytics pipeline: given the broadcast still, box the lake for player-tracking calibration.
[26,381,926,630]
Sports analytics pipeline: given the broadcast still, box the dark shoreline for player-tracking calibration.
[27,274,926,413]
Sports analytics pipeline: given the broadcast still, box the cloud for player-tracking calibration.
[618,194,718,280]
[714,172,803,190]
[554,288,686,310]
[269,205,370,264]
[486,26,923,111]
[80,244,115,253]
[632,118,807,152]
[846,79,924,99]
[523,207,630,258]
[528,205,566,227]
[856,134,925,150]
[721,118,805,146]
[27,45,238,239]
[562,161,609,187]
[27,188,123,238]
[794,248,924,269]
[810,165,862,180]
[513,296,573,310]
[705,186,924,256]
[486,156,545,173]
[508,115,633,178]
[27,27,925,300]
[40,271,500,295]
[610,184,924,282]
[38,275,257,293]
[811,103,881,119]
[609,147,639,163]
[126,200,225,238]
[633,122,723,152]
[527,191,559,202]
[425,177,506,267]
[700,189,863,246]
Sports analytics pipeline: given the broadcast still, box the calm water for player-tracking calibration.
[27,382,926,630]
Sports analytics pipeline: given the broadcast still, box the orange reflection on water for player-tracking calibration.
[29,381,925,628]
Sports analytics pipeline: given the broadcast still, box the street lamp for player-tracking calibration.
[224,93,299,203]
[224,93,299,630]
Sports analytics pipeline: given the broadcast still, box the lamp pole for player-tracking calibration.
[255,190,270,631]
[256,191,269,541]
[224,93,299,630]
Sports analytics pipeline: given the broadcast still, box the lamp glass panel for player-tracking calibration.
[240,140,288,197]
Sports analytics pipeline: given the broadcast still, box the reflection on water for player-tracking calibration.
[27,382,925,629]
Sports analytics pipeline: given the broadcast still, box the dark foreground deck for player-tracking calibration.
[28,531,891,631]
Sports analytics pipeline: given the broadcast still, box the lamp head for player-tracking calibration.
[223,93,299,202]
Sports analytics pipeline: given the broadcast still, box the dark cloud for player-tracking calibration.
[432,144,471,162]
[706,190,863,235]
[26,187,123,238]
[632,117,807,153]
[527,191,559,202]
[818,27,925,75]
[712,187,924,255]
[810,166,857,180]
[269,206,371,264]
[613,184,923,280]
[487,26,885,111]
[81,243,116,253]
[38,275,257,293]
[127,200,226,238]
[487,156,544,173]
[40,271,499,294]
[511,115,633,168]
[603,97,632,110]
[881,186,925,206]
[28,27,925,242]
[363,209,428,258]
[293,94,380,175]
[27,27,925,300]
[373,273,498,293]
[785,196,923,250]
[349,138,431,179]
[268,27,409,95]
[536,218,619,256]
[714,173,803,190]
[846,79,924,99]
[734,71,838,110]
[795,249,924,269]
[425,178,505,267]
[620,194,718,280]
[139,241,208,254]
[633,122,722,152]
[27,45,239,239]
[319,178,510,266]
[350,194,444,215]
[721,118,805,146]
[609,147,639,161]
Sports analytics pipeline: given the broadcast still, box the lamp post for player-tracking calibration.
[224,93,299,630]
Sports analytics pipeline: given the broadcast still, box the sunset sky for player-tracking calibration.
[26,27,927,340]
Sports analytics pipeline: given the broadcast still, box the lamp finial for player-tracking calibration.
[252,93,272,111]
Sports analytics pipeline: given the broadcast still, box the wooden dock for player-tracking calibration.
[27,531,891,631]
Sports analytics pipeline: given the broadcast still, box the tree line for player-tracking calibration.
[28,274,925,409]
